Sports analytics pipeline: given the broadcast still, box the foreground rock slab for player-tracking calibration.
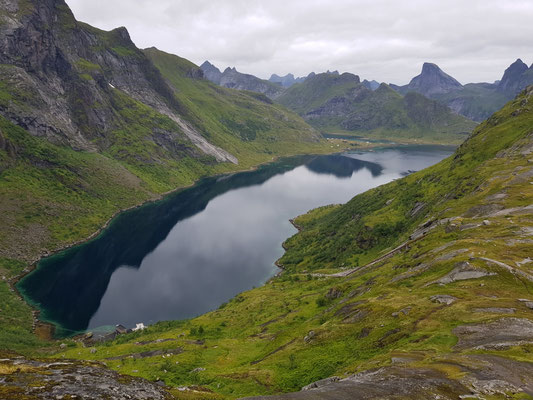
[0,356,172,400]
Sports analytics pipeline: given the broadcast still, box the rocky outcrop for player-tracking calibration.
[0,356,173,399]
[0,0,236,161]
[242,354,533,399]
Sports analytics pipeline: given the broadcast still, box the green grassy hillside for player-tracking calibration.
[432,83,511,122]
[277,73,477,144]
[276,72,362,115]
[43,88,533,399]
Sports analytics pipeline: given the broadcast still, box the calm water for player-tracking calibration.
[18,146,453,336]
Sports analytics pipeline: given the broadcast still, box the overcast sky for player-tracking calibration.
[65,0,532,85]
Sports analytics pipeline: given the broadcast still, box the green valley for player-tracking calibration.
[1,0,532,399]
[38,86,533,400]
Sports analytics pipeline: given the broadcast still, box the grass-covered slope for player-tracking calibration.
[277,73,477,144]
[47,88,533,399]
[431,83,512,122]
[144,48,321,159]
[276,72,362,115]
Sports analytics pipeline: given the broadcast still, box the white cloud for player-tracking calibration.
[65,0,533,84]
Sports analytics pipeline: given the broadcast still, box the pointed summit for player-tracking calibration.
[200,61,222,84]
[406,62,463,97]
[497,58,529,94]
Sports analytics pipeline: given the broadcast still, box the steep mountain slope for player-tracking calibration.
[200,61,284,99]
[396,60,533,122]
[0,0,329,351]
[277,72,477,143]
[497,58,533,96]
[49,89,533,399]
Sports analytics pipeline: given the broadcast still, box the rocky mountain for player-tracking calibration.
[198,60,220,83]
[402,62,463,97]
[394,60,533,122]
[497,58,533,95]
[200,61,284,98]
[277,71,477,143]
[269,73,307,87]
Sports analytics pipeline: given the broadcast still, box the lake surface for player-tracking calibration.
[18,145,453,337]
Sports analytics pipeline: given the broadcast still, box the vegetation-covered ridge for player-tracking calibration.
[36,88,533,399]
[277,72,477,143]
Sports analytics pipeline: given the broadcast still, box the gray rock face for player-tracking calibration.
[453,317,533,350]
[405,63,463,97]
[200,60,222,84]
[0,0,236,162]
[200,61,284,99]
[242,366,471,399]
[241,355,533,399]
[301,376,340,391]
[0,357,171,399]
[497,58,533,95]
[428,261,496,286]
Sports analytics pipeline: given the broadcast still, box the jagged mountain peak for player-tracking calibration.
[406,62,463,96]
[110,26,131,41]
[268,73,306,88]
[200,62,284,98]
[497,58,530,94]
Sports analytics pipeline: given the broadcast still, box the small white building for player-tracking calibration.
[132,323,146,332]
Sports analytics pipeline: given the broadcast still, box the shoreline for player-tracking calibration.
[10,147,351,339]
[273,218,304,275]
[11,139,446,340]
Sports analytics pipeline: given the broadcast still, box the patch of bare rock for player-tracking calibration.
[453,317,533,350]
[426,261,496,286]
[0,357,172,399]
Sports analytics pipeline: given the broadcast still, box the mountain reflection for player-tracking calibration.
[17,157,308,335]
[305,155,383,178]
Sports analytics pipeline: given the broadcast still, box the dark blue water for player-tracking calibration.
[18,146,453,336]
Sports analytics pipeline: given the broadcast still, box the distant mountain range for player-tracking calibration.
[200,61,284,98]
[268,73,307,87]
[200,62,476,142]
[201,59,533,124]
[276,71,476,143]
[391,60,533,121]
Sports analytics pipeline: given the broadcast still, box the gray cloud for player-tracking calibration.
[65,0,533,84]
